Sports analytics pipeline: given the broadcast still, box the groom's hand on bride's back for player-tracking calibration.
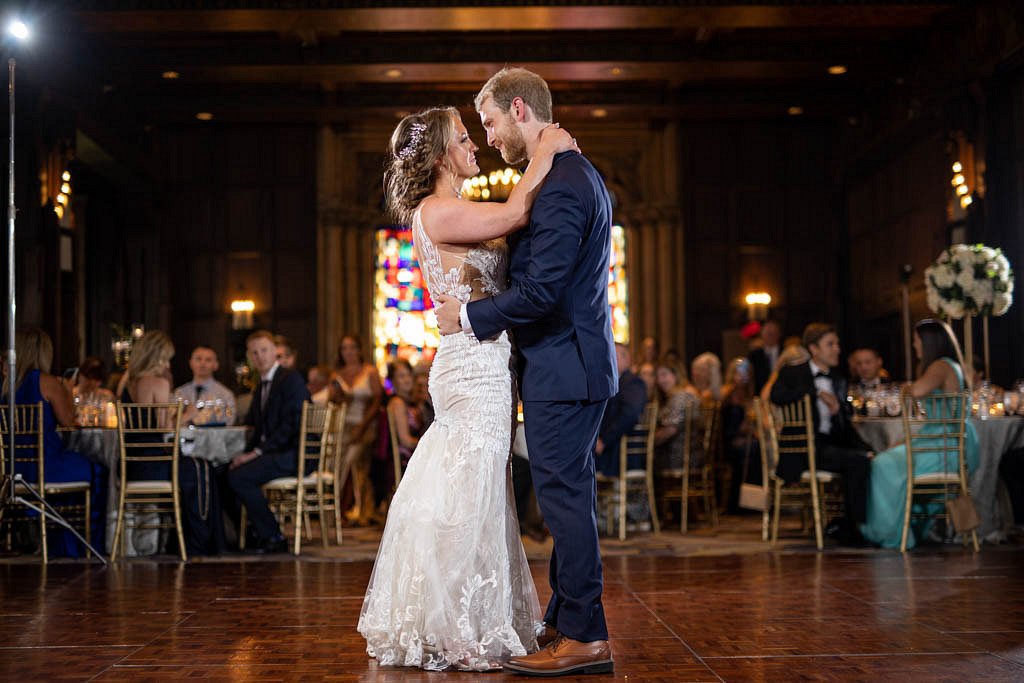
[435,295,461,336]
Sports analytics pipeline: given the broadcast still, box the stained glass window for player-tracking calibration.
[609,225,630,344]
[373,226,438,375]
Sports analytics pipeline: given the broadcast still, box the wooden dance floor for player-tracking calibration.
[3,546,1024,681]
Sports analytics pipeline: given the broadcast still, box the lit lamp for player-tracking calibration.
[745,292,772,321]
[231,299,255,329]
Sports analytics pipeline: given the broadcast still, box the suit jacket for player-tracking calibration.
[244,367,310,455]
[596,371,648,477]
[467,151,618,403]
[768,361,870,482]
[748,346,775,395]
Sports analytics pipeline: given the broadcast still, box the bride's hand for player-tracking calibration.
[537,123,580,157]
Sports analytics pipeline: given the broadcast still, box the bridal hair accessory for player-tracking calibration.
[398,122,427,160]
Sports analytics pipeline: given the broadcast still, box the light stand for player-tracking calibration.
[899,264,913,381]
[1,33,105,565]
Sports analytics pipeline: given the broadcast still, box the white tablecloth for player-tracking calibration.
[64,426,248,554]
[854,416,1024,542]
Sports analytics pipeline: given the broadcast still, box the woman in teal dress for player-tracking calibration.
[861,319,979,549]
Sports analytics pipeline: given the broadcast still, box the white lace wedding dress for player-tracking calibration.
[357,205,542,671]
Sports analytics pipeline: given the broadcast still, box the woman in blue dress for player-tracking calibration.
[5,328,100,555]
[860,319,979,549]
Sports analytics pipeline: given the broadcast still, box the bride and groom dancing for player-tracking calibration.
[356,67,619,676]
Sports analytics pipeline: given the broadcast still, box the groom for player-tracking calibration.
[436,67,618,677]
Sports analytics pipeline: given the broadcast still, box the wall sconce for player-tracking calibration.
[230,299,255,329]
[744,292,772,321]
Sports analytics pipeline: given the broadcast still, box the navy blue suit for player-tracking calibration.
[228,366,311,542]
[468,151,618,643]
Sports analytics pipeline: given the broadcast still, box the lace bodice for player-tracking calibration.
[412,205,508,304]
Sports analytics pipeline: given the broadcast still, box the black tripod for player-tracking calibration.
[1,52,105,564]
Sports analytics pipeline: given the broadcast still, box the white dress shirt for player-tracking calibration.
[809,360,834,435]
[174,377,237,425]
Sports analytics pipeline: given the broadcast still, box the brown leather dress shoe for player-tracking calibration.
[504,635,613,677]
[536,625,559,649]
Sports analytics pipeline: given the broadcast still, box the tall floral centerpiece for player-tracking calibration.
[925,244,1014,378]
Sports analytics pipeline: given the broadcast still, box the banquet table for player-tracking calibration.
[853,416,1024,543]
[62,426,248,554]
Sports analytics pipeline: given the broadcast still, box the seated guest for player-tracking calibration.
[386,360,424,472]
[275,335,297,370]
[412,361,434,428]
[861,320,979,549]
[596,343,648,477]
[968,354,1004,396]
[653,361,700,471]
[6,328,98,556]
[690,352,723,403]
[770,323,872,545]
[228,330,310,553]
[72,356,115,403]
[748,320,782,395]
[849,347,889,391]
[639,336,659,366]
[722,357,759,514]
[760,344,810,403]
[637,362,657,399]
[174,346,236,425]
[307,364,332,404]
[1000,446,1024,528]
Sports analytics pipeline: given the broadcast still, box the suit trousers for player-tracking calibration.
[523,398,608,643]
[227,450,298,542]
[815,440,871,524]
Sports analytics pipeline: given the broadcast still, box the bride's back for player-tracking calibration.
[413,204,508,304]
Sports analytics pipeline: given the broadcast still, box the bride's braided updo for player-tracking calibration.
[384,107,458,225]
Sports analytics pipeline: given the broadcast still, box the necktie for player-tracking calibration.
[814,371,831,379]
[194,384,204,404]
[260,380,271,412]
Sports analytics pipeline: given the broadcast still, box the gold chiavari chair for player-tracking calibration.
[243,401,340,555]
[597,402,661,541]
[0,402,92,564]
[750,398,775,542]
[388,408,403,490]
[113,402,186,561]
[658,399,717,533]
[767,395,842,550]
[899,391,979,552]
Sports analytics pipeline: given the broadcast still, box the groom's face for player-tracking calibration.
[478,96,528,166]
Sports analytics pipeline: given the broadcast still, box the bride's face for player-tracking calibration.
[443,114,480,182]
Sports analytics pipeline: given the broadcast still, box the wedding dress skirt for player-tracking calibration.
[357,331,542,671]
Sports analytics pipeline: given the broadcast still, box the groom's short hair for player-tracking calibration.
[475,67,553,123]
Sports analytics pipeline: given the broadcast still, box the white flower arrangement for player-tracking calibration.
[924,244,1014,319]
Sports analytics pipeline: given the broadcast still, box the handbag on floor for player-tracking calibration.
[946,494,980,533]
[738,435,767,511]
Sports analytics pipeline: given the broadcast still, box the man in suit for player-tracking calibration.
[596,344,648,477]
[849,347,890,392]
[227,330,310,553]
[769,322,872,545]
[435,67,617,677]
[748,319,782,394]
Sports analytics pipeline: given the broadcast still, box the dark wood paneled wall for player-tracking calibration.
[681,121,841,365]
[844,130,951,381]
[151,124,318,384]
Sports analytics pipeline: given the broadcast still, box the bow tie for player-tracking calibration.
[814,371,832,379]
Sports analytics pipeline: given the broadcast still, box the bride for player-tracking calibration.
[357,106,578,671]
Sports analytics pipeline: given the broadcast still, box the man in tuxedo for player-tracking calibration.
[769,322,872,545]
[748,319,782,394]
[227,330,310,553]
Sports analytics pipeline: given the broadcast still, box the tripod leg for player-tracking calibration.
[11,477,106,566]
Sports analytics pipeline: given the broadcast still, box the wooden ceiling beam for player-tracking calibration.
[73,6,953,34]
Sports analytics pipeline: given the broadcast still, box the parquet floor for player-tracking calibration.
[2,526,1024,681]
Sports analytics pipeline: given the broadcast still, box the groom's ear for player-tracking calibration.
[510,96,528,122]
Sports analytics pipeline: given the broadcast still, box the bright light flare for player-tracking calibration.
[7,20,30,41]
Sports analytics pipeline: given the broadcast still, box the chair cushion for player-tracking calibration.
[125,480,173,493]
[912,472,961,484]
[800,470,839,483]
[659,468,685,478]
[42,481,91,493]
[264,472,330,489]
